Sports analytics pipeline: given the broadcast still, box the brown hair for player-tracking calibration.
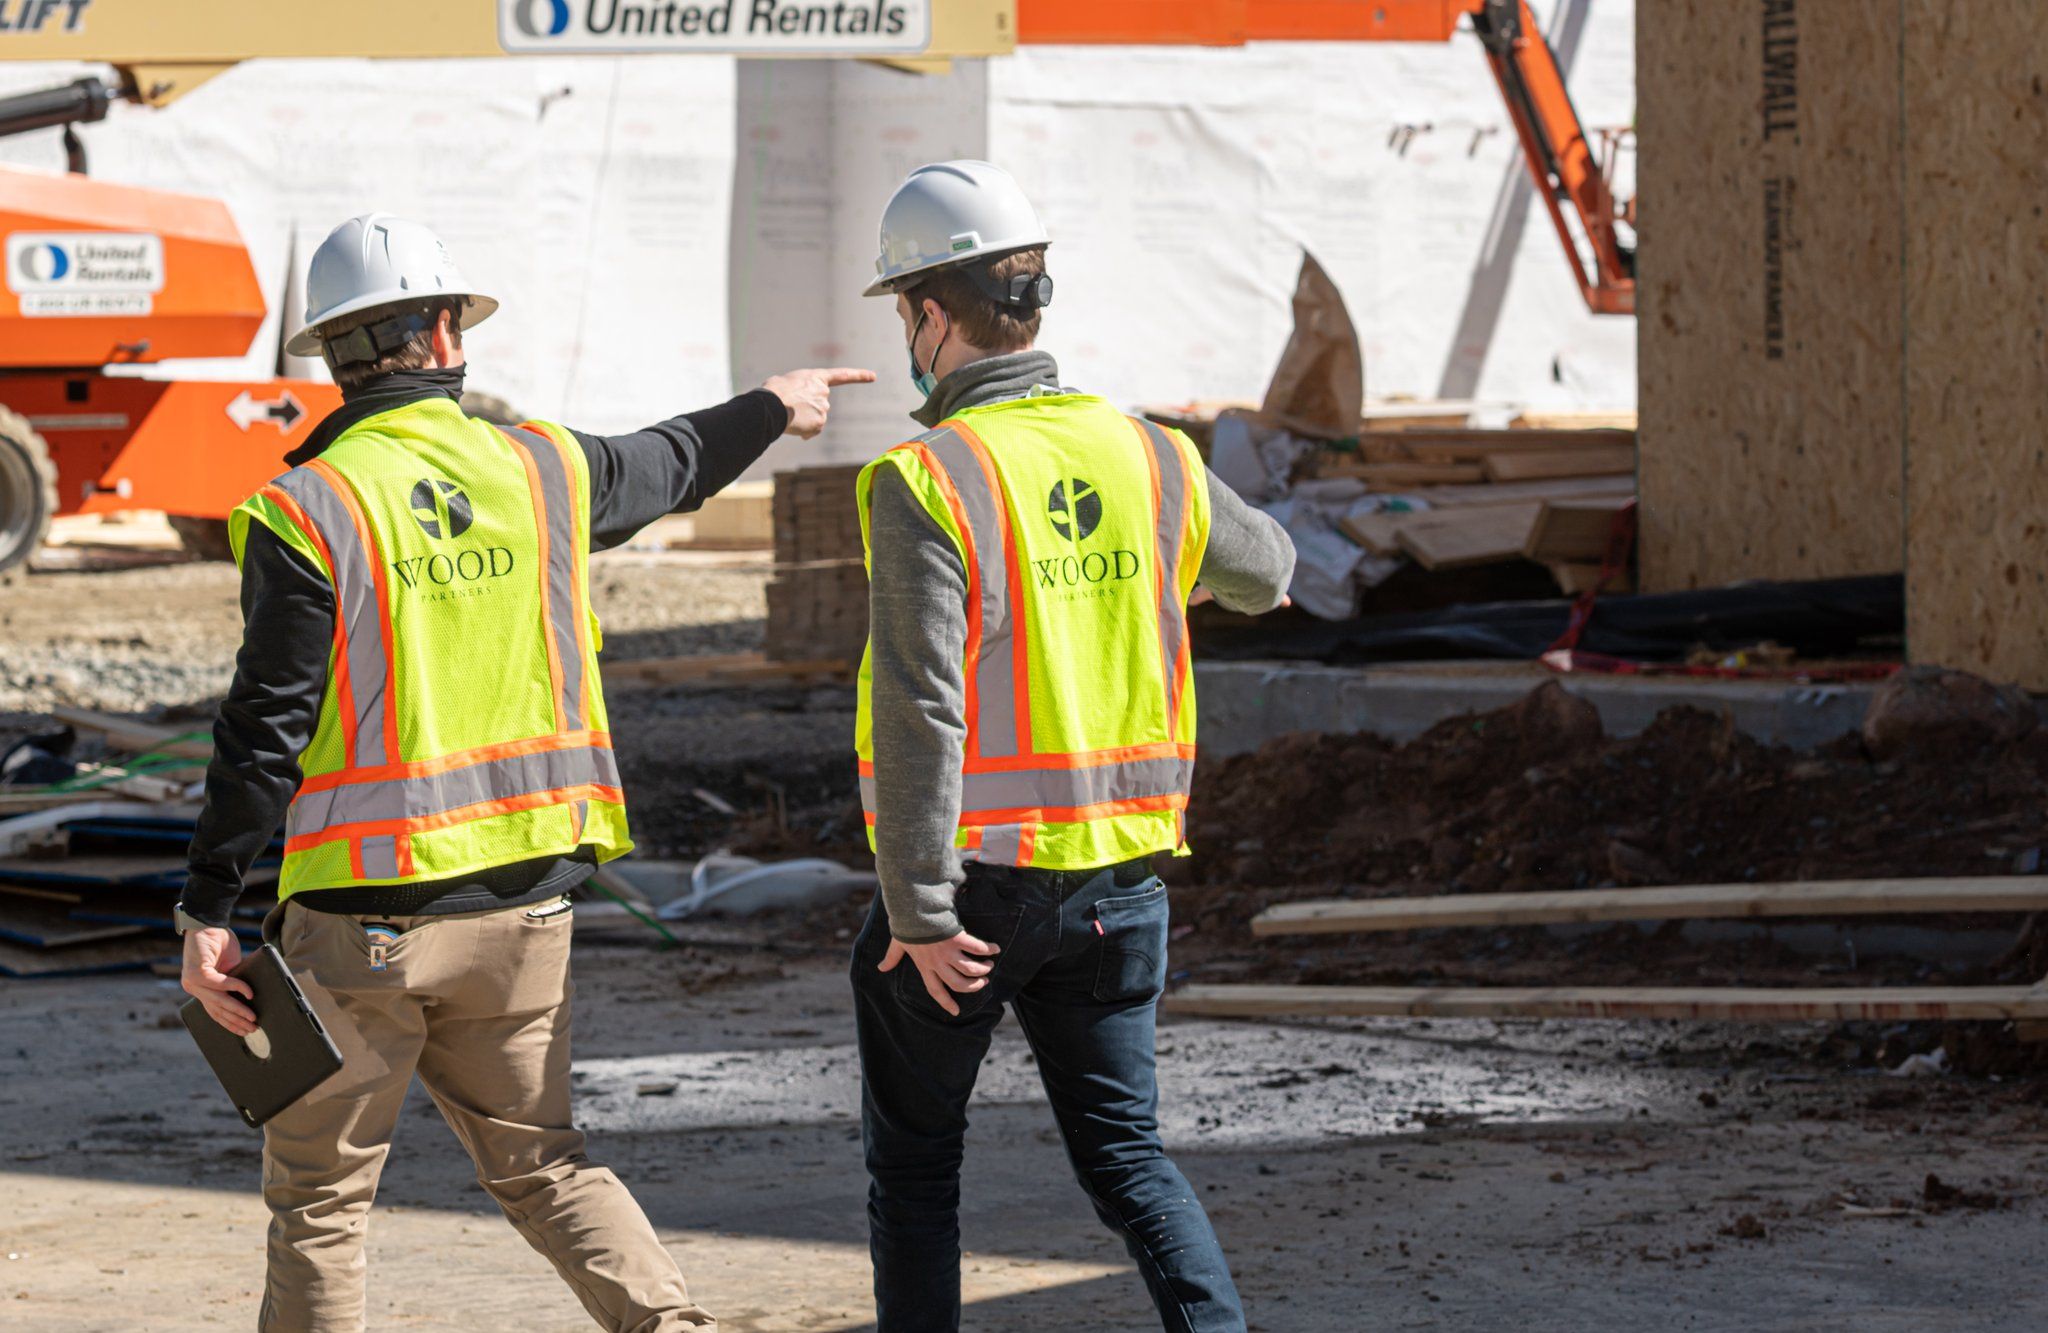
[904,246,1047,352]
[322,298,463,393]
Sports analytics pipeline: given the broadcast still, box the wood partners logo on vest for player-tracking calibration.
[1038,478,1141,604]
[391,478,515,601]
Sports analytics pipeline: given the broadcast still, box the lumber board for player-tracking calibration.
[603,652,852,689]
[0,854,188,889]
[1405,474,1635,509]
[1336,510,1416,557]
[0,935,172,979]
[1251,878,2048,937]
[1312,458,1485,488]
[1394,503,1543,571]
[1165,984,2048,1024]
[1523,497,1635,563]
[0,802,201,859]
[47,708,214,760]
[0,883,85,905]
[1510,411,1637,431]
[1481,446,1635,483]
[1546,562,1613,596]
[0,896,150,949]
[1393,429,1636,463]
[0,791,108,815]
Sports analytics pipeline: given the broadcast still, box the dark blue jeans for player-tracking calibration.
[851,859,1246,1333]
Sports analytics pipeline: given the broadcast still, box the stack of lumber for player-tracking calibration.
[1321,428,1639,592]
[665,480,773,549]
[766,465,869,665]
[0,710,280,980]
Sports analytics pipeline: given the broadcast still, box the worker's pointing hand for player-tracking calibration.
[181,926,258,1036]
[879,931,1001,1017]
[764,367,878,441]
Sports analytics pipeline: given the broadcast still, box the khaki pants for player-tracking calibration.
[259,898,713,1333]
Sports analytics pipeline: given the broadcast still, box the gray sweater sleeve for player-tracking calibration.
[866,468,971,943]
[1198,467,1297,612]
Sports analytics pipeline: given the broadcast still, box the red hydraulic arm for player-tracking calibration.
[1017,0,1636,315]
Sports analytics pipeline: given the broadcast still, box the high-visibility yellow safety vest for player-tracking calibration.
[231,397,630,898]
[855,393,1211,870]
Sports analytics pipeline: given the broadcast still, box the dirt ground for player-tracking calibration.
[4,552,2048,1331]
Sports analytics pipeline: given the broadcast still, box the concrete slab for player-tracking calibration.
[1195,659,1879,756]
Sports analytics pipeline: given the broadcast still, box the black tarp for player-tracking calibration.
[1192,574,1904,665]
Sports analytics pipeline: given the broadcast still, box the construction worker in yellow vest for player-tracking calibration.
[175,212,872,1333]
[850,161,1296,1333]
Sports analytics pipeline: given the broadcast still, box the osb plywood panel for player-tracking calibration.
[1903,4,2048,686]
[1637,0,1905,590]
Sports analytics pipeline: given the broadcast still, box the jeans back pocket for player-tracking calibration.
[1091,882,1169,1004]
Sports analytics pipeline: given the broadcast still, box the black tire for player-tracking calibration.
[167,514,236,562]
[0,405,56,579]
[461,391,525,427]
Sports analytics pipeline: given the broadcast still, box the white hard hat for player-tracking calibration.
[863,160,1050,298]
[285,213,498,358]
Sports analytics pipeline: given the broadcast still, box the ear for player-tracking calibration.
[920,296,948,329]
[431,307,463,367]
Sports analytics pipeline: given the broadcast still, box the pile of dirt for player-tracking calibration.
[1178,679,2048,916]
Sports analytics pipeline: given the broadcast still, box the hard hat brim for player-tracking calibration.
[285,291,499,359]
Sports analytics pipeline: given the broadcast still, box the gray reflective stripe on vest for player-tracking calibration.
[359,834,400,879]
[857,752,1192,818]
[1133,418,1193,736]
[287,743,621,841]
[974,824,1026,864]
[919,425,1021,758]
[271,466,391,769]
[500,426,587,732]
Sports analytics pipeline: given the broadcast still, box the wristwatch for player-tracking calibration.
[172,904,211,937]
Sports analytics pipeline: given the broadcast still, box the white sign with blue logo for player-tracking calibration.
[6,231,163,317]
[499,0,930,55]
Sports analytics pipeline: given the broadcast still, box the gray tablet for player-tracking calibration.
[180,943,344,1129]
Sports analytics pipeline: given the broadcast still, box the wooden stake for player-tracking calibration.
[1250,878,2048,937]
[1166,983,2048,1023]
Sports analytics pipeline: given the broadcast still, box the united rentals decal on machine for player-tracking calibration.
[498,0,930,54]
[6,230,161,316]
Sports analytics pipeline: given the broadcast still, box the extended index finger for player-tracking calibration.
[819,368,877,386]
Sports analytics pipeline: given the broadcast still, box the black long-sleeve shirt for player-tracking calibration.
[179,377,789,929]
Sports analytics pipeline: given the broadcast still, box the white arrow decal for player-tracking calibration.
[226,389,306,433]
